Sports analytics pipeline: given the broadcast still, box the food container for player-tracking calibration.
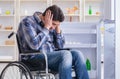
[4,26,13,30]
[5,40,15,45]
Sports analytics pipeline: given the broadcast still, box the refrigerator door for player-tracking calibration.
[104,20,115,79]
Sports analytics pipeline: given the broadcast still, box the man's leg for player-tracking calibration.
[47,50,72,79]
[71,49,89,79]
[31,50,73,79]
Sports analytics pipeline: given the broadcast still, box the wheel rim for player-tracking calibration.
[0,62,33,79]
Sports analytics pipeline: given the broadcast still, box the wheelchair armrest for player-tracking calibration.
[20,48,71,55]
[20,50,40,56]
[54,48,70,51]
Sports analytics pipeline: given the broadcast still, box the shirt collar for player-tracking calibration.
[33,12,42,24]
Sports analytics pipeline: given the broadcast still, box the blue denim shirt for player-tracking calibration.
[17,12,65,53]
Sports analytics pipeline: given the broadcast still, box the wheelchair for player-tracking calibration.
[0,32,55,79]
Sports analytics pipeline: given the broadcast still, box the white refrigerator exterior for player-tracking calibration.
[115,0,120,79]
[104,20,115,79]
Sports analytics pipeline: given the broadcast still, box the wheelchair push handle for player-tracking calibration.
[8,32,15,38]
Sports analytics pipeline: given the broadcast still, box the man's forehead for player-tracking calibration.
[52,21,60,25]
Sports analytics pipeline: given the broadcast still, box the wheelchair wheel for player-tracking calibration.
[0,62,33,79]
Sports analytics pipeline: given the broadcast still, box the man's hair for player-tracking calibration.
[42,5,64,22]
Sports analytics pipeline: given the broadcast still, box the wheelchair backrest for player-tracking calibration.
[16,34,39,54]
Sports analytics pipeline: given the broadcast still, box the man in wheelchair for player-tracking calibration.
[17,5,89,79]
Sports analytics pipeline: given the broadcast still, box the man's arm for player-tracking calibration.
[53,29,65,49]
[21,18,49,50]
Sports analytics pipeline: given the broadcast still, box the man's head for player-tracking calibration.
[42,5,64,30]
[42,5,64,22]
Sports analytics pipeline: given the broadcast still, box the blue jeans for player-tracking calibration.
[31,49,89,79]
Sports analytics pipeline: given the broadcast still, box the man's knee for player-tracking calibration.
[60,50,71,57]
[60,50,72,65]
[71,49,85,62]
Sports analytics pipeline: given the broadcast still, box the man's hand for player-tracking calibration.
[44,10,53,30]
[55,25,61,34]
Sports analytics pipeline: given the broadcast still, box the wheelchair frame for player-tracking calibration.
[0,32,55,79]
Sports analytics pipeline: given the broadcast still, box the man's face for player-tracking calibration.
[50,20,60,30]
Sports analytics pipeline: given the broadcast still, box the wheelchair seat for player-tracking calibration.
[21,55,45,71]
